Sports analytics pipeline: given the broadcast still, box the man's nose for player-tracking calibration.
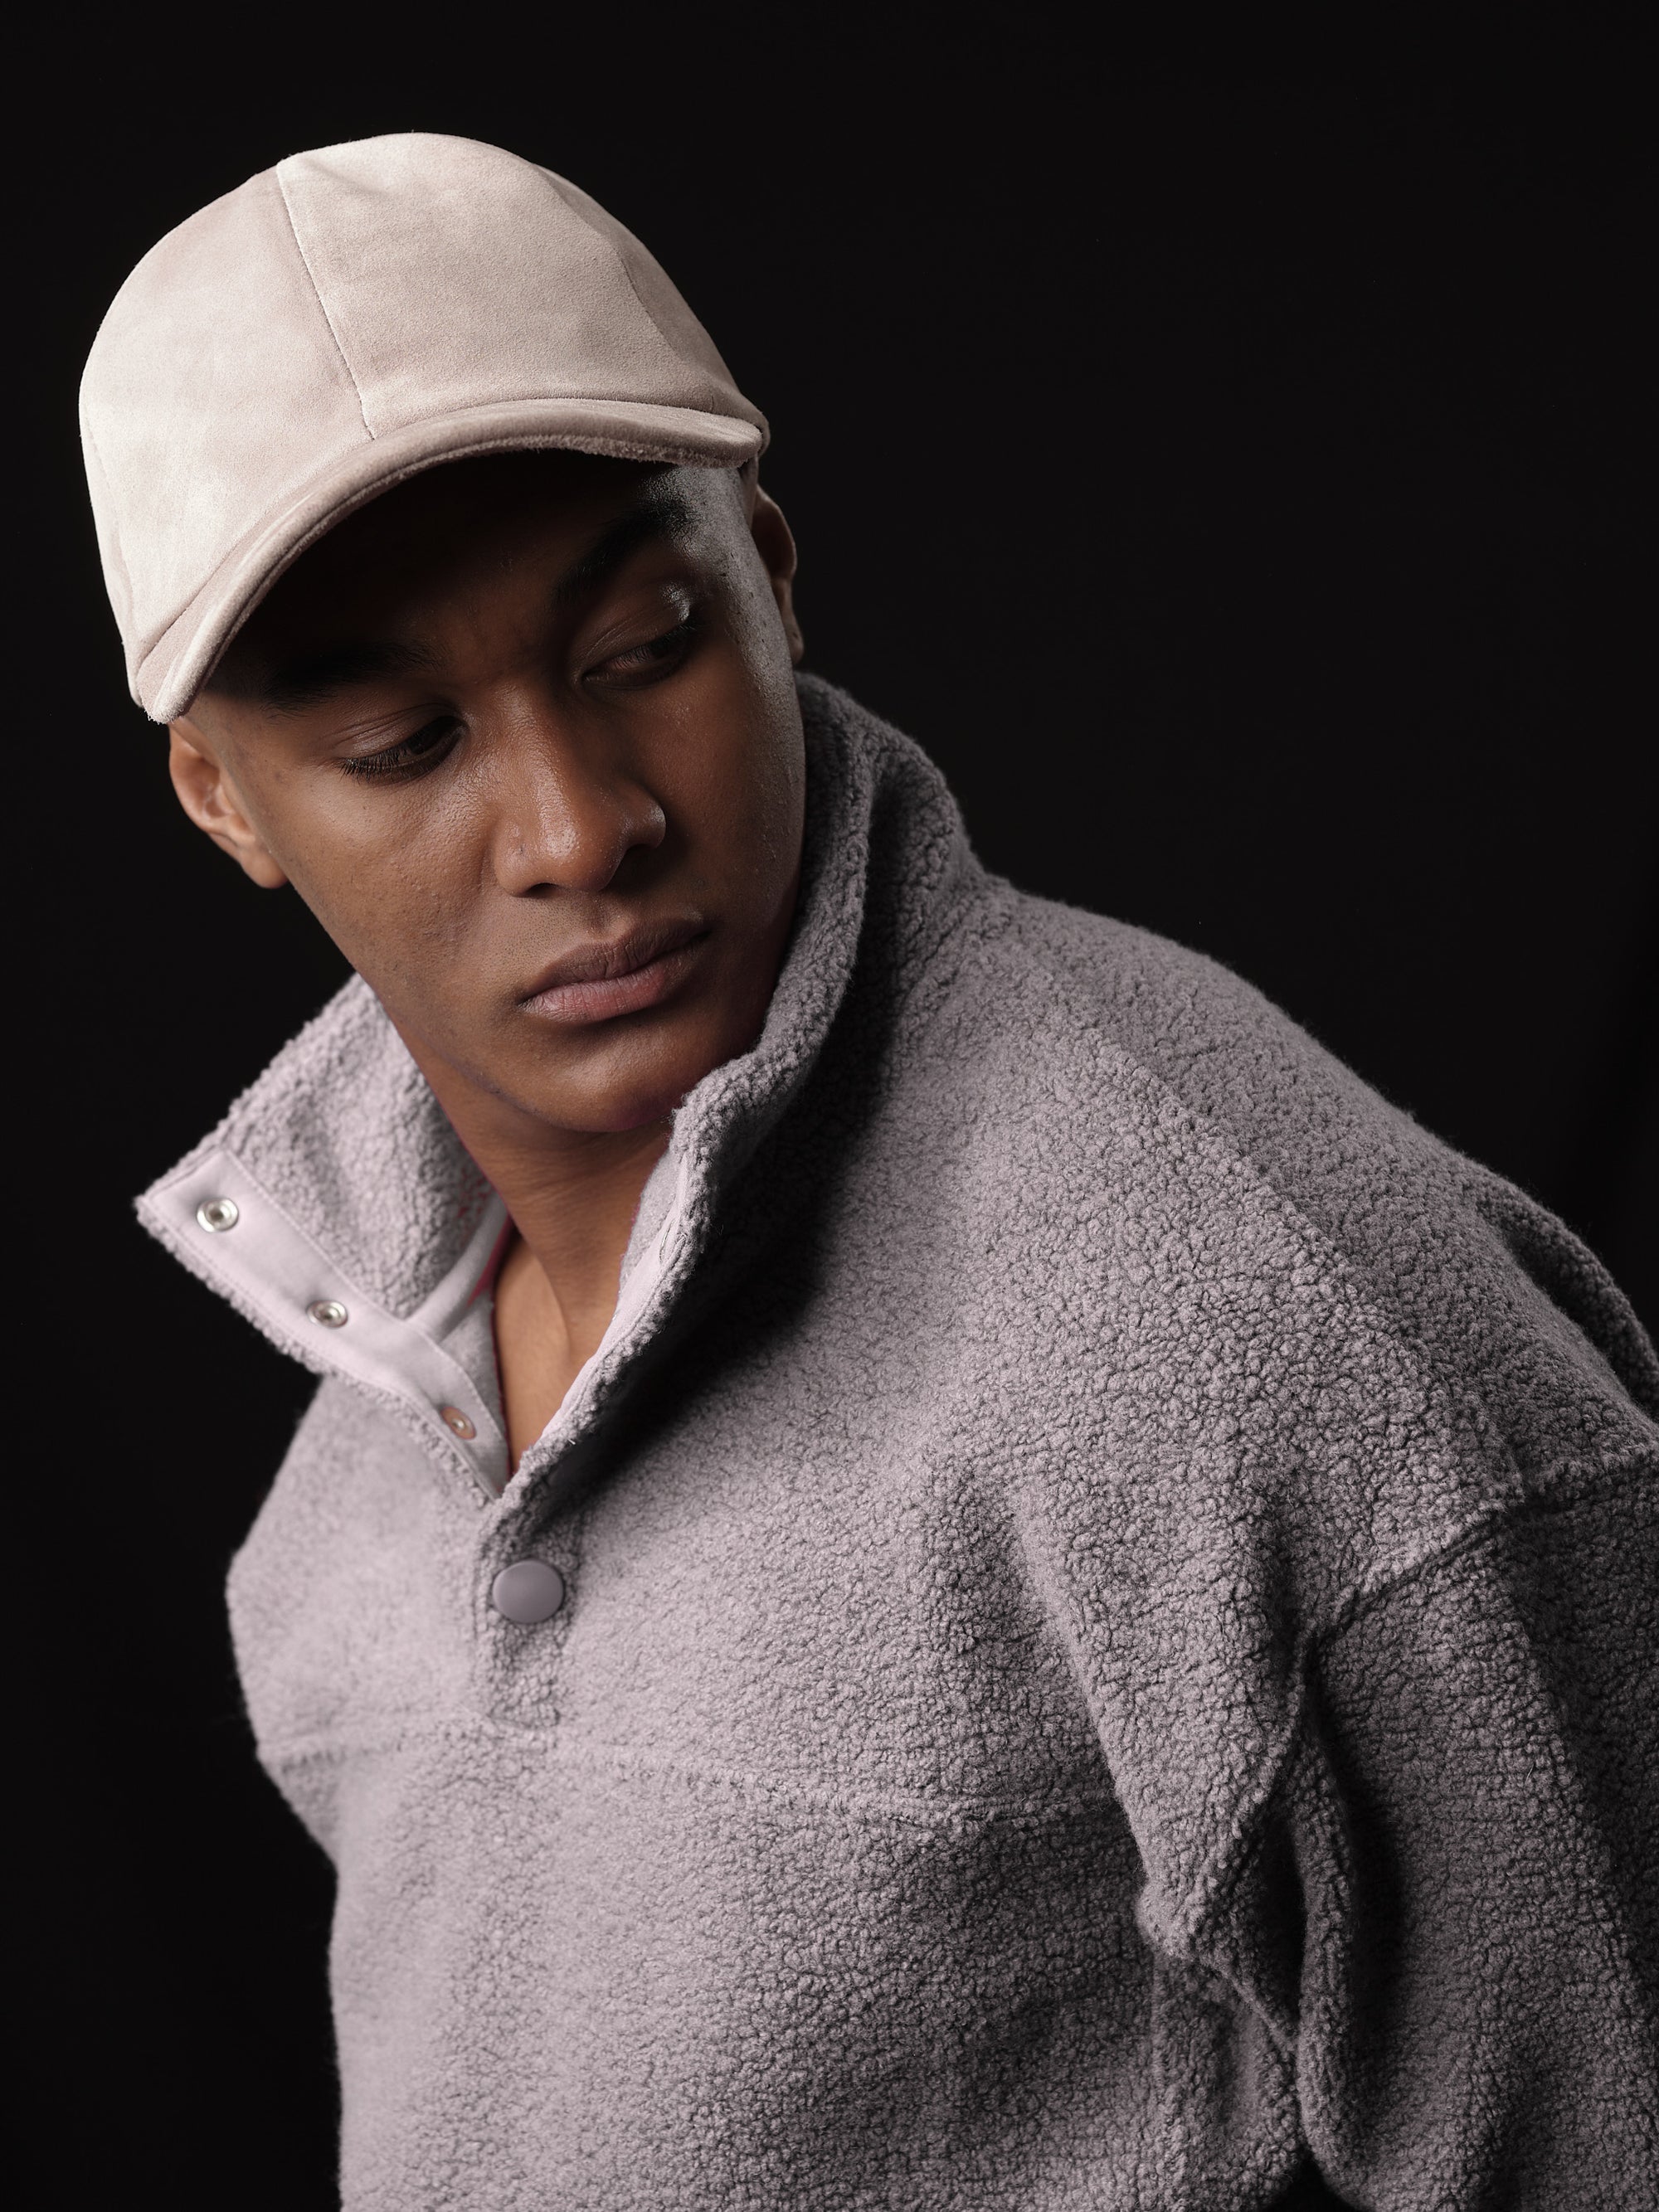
[488,704,668,897]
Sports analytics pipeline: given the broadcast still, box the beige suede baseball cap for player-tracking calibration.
[80,133,769,725]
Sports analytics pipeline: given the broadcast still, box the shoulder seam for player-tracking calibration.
[1183,1446,1658,1956]
[1315,1445,1657,1651]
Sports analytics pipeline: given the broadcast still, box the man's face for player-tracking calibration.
[173,451,807,1139]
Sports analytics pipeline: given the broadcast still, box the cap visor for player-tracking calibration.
[139,396,765,722]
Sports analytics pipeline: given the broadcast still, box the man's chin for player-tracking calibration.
[511,1046,716,1139]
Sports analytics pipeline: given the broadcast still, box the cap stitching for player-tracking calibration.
[275,168,374,440]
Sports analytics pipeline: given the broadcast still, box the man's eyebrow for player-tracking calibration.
[255,637,440,713]
[553,489,696,608]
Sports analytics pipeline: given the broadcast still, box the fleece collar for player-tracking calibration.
[135,674,976,1511]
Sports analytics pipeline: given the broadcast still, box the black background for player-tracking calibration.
[21,18,1654,2205]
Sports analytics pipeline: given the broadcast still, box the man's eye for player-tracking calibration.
[338,718,460,780]
[593,613,701,684]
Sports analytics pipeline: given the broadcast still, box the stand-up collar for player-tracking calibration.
[136,674,980,1510]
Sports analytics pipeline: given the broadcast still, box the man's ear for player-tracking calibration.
[168,722,289,889]
[747,479,805,666]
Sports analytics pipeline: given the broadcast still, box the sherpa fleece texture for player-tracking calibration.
[138,675,1659,2211]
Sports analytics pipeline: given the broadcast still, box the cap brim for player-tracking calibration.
[139,396,766,722]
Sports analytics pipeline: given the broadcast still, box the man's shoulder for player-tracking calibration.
[948,876,1435,1220]
[973,880,1413,1168]
[936,877,1659,1477]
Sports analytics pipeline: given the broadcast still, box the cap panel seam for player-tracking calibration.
[275,168,373,440]
[537,169,695,396]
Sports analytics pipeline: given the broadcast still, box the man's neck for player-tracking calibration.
[478,1116,674,1350]
[411,1062,673,1466]
[393,1030,673,1347]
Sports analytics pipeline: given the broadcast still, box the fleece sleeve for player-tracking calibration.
[1267,1471,1659,2210]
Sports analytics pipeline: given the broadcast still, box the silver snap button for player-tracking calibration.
[438,1404,476,1440]
[196,1197,240,1232]
[306,1299,348,1328]
[490,1560,567,1624]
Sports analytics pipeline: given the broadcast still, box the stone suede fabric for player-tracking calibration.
[138,675,1659,2210]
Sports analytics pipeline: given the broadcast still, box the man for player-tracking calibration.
[82,133,1657,2210]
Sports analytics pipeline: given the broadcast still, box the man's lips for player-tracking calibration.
[518,916,710,1025]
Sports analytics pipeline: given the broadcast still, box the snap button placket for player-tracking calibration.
[162,1156,518,1511]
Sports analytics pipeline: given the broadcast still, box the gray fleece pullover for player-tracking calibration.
[139,676,1659,2211]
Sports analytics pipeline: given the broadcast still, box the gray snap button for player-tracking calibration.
[196,1197,240,1232]
[490,1560,567,1624]
[307,1299,348,1328]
